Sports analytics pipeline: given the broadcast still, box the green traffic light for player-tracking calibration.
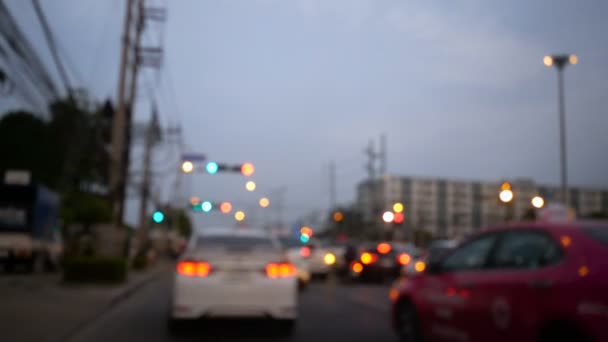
[206,162,219,174]
[152,211,165,223]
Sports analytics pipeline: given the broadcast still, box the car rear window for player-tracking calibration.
[582,227,608,247]
[196,236,275,249]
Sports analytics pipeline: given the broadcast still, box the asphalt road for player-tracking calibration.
[66,274,398,342]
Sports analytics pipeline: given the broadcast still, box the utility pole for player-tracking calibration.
[329,161,336,210]
[379,133,387,177]
[110,0,164,227]
[364,139,377,180]
[110,0,138,226]
[137,105,160,249]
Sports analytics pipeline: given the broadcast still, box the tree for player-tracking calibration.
[0,96,113,193]
[0,111,57,186]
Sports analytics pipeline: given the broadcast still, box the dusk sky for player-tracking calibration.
[5,0,608,230]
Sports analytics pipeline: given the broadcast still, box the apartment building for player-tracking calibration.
[356,175,608,239]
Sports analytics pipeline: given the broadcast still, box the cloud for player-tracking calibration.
[385,5,547,88]
[260,0,378,30]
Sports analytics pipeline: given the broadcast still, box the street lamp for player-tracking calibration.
[544,54,577,207]
[531,196,545,209]
[259,197,270,208]
[499,189,514,203]
[245,181,256,192]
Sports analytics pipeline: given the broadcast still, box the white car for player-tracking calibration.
[306,241,340,279]
[168,228,298,335]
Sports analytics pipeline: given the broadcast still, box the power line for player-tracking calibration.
[31,0,71,95]
[0,1,59,100]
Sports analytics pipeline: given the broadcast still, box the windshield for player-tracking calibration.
[196,236,275,249]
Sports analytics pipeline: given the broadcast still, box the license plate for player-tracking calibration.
[381,259,393,267]
[223,272,251,281]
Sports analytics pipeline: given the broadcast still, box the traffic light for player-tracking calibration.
[394,212,405,224]
[206,162,219,174]
[219,202,232,214]
[152,210,165,223]
[300,226,313,237]
[201,201,213,212]
[181,161,194,173]
[299,226,312,243]
[241,162,255,176]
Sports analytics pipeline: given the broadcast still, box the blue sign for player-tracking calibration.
[181,153,206,162]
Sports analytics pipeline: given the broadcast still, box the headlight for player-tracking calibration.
[323,253,336,265]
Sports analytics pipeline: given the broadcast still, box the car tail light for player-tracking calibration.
[360,252,377,265]
[397,253,411,265]
[266,262,296,279]
[377,243,391,254]
[351,261,363,273]
[414,260,426,272]
[177,261,211,277]
[300,246,311,258]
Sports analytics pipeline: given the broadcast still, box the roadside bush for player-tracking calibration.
[63,257,127,284]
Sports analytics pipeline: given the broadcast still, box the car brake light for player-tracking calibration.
[377,243,391,254]
[360,252,376,265]
[300,246,311,258]
[266,263,296,279]
[397,253,411,265]
[414,261,426,272]
[351,261,363,273]
[177,261,211,277]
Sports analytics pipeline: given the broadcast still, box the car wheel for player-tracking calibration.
[395,301,422,342]
[276,319,295,337]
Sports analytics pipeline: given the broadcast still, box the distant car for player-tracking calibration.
[391,221,608,342]
[169,228,298,336]
[349,242,421,283]
[401,239,458,277]
[278,237,311,289]
[305,240,338,280]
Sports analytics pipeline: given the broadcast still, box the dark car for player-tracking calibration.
[349,242,421,283]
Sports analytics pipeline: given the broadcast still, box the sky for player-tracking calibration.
[5,0,608,231]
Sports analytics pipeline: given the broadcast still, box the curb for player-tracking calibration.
[57,263,169,342]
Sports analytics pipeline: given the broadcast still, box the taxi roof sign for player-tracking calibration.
[537,203,576,223]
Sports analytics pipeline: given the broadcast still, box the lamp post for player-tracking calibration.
[544,54,578,208]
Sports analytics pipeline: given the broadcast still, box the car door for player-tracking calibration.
[476,230,565,342]
[419,232,499,342]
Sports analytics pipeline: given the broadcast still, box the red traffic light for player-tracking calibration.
[300,226,313,237]
[219,202,232,214]
[394,212,405,224]
[241,162,255,176]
